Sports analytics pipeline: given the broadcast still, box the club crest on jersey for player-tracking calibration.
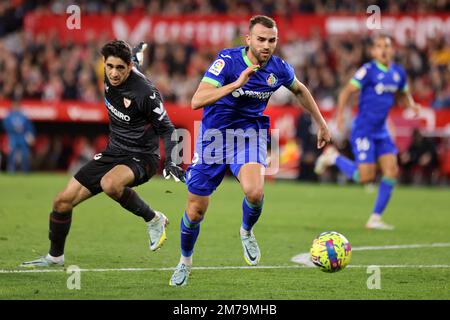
[123,97,131,108]
[208,59,225,76]
[266,73,278,87]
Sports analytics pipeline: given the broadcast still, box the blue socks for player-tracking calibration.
[373,177,396,215]
[180,212,202,257]
[335,155,360,182]
[179,195,264,259]
[242,196,264,232]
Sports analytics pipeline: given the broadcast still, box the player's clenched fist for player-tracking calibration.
[234,64,260,88]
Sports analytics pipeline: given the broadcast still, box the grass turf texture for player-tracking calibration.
[0,173,449,299]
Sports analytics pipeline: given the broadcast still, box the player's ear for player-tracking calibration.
[245,34,251,46]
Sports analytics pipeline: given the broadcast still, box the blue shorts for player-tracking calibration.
[350,132,397,164]
[186,136,267,196]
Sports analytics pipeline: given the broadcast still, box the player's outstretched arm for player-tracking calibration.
[191,64,259,110]
[336,82,360,132]
[397,89,421,117]
[289,79,331,149]
[143,94,185,183]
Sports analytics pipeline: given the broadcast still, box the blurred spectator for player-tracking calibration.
[296,112,319,181]
[399,128,439,185]
[68,137,95,175]
[2,98,35,173]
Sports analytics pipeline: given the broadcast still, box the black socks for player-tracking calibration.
[49,210,72,257]
[118,187,156,222]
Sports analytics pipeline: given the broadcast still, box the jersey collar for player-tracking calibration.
[241,47,269,69]
[374,60,390,73]
[241,47,253,67]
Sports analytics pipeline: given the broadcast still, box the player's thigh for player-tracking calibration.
[357,163,377,183]
[54,177,93,211]
[186,191,209,221]
[237,163,265,203]
[100,164,135,194]
[378,153,399,179]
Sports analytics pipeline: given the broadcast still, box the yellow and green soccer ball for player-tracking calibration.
[310,231,352,272]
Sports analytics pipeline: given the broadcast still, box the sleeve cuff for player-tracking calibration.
[288,76,297,89]
[201,76,222,88]
[350,78,362,89]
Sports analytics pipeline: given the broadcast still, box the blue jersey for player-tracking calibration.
[200,46,296,132]
[186,47,296,196]
[350,60,408,137]
[2,110,35,146]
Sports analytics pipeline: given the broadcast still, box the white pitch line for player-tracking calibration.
[351,242,450,251]
[1,264,450,274]
[291,242,450,266]
[0,265,304,274]
[2,243,450,274]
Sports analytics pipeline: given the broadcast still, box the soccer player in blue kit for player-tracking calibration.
[169,15,332,286]
[315,34,420,230]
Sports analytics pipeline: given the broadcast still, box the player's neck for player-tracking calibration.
[374,59,391,72]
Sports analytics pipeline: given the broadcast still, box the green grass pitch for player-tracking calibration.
[0,173,449,299]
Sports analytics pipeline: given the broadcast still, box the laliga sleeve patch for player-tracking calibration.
[208,59,225,76]
[354,66,367,80]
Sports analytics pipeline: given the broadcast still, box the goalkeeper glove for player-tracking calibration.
[131,42,147,66]
[163,161,186,183]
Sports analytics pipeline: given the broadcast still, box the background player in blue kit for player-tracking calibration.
[169,15,332,286]
[2,98,35,173]
[315,34,421,230]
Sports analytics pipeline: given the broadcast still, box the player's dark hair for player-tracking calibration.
[249,15,276,31]
[101,40,132,64]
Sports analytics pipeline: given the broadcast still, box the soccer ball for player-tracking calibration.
[310,231,352,272]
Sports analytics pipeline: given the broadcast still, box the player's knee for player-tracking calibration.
[244,188,264,205]
[359,173,376,184]
[186,203,206,222]
[100,176,122,199]
[384,165,399,179]
[53,192,73,213]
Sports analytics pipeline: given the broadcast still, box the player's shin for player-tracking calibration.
[118,187,156,222]
[335,155,359,182]
[241,196,264,234]
[180,212,202,265]
[48,210,72,257]
[373,176,397,215]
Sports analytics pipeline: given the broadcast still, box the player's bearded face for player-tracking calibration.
[247,24,278,64]
[104,56,132,86]
[373,38,394,66]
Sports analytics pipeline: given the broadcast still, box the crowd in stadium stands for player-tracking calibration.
[1,0,450,183]
[1,28,449,109]
[1,1,450,108]
[2,0,450,19]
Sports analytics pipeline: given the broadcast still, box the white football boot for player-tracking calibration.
[314,146,339,175]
